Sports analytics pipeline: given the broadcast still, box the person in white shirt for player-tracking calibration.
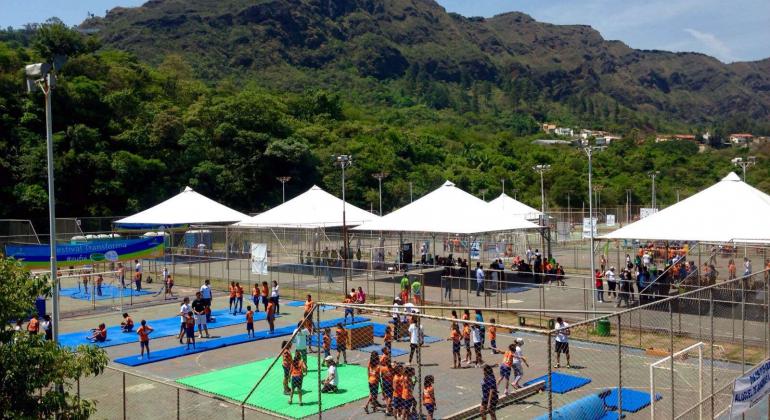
[605,267,617,300]
[321,356,338,393]
[512,337,529,388]
[475,263,485,296]
[200,279,213,322]
[407,317,424,364]
[391,298,402,341]
[471,324,483,367]
[293,321,310,364]
[177,297,190,344]
[642,252,651,267]
[271,280,280,314]
[744,258,752,277]
[554,317,571,368]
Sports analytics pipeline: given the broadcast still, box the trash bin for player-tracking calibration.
[35,297,46,317]
[596,318,611,336]
[548,318,556,329]
[518,316,526,326]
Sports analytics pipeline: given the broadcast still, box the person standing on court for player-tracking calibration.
[192,292,210,338]
[178,297,190,344]
[475,263,485,297]
[134,259,142,290]
[292,321,310,364]
[200,279,213,322]
[553,317,571,368]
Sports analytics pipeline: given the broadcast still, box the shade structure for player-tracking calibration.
[235,185,379,228]
[488,193,542,220]
[352,180,540,234]
[114,186,249,229]
[602,172,770,242]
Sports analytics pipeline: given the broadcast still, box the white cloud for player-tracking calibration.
[683,28,734,62]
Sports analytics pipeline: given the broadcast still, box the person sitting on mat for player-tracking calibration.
[322,356,339,394]
[88,323,107,342]
[120,313,134,332]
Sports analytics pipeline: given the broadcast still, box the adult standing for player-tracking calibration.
[475,310,485,348]
[411,278,422,305]
[191,292,210,338]
[407,317,424,364]
[480,364,498,420]
[292,321,310,364]
[271,280,280,314]
[605,267,617,300]
[391,298,402,342]
[744,257,752,279]
[400,272,411,303]
[553,317,571,368]
[134,259,142,291]
[178,297,190,344]
[200,279,213,322]
[117,262,126,289]
[475,263,485,297]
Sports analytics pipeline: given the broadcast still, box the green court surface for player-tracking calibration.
[176,356,369,418]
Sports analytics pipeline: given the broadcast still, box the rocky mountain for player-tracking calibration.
[82,0,770,123]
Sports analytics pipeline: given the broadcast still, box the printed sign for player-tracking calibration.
[606,214,616,227]
[730,359,770,418]
[582,217,597,238]
[640,208,658,219]
[251,243,268,275]
[5,237,164,269]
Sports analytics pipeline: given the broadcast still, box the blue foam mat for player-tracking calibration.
[60,285,154,300]
[598,412,625,420]
[114,316,369,366]
[603,388,661,413]
[523,372,592,394]
[422,336,442,344]
[502,286,535,293]
[284,300,307,307]
[59,309,266,348]
[356,344,408,358]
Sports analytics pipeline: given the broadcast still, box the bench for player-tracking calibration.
[443,380,545,420]
[518,314,555,329]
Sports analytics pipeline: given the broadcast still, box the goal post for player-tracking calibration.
[650,341,704,420]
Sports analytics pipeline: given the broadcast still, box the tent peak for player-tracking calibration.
[442,180,455,187]
[183,186,193,192]
[722,172,741,182]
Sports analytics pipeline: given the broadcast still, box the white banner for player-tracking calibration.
[250,243,268,275]
[731,359,770,418]
[640,208,658,219]
[582,217,597,239]
[606,214,616,227]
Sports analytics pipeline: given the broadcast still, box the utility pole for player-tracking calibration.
[533,164,551,257]
[276,176,291,203]
[583,146,600,313]
[480,188,488,201]
[335,155,352,292]
[648,171,660,209]
[372,172,389,216]
[501,179,505,195]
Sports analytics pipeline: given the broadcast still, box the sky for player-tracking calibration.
[1,0,768,63]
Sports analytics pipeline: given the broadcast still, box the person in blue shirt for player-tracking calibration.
[475,310,485,348]
[480,364,498,420]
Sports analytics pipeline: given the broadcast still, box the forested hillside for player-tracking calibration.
[1,5,769,227]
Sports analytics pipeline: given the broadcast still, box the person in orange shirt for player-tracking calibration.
[27,314,39,336]
[391,364,404,418]
[322,328,332,360]
[379,357,394,416]
[304,294,314,316]
[235,282,244,314]
[462,323,472,364]
[228,281,237,314]
[401,366,416,417]
[95,274,103,296]
[88,323,107,343]
[260,281,270,312]
[251,284,260,312]
[488,320,498,355]
[281,341,293,395]
[335,323,347,364]
[449,324,462,368]
[245,306,255,338]
[137,320,154,360]
[383,325,393,353]
[121,313,134,332]
[184,311,196,350]
[363,351,382,414]
[266,298,276,334]
[423,375,436,420]
[288,350,307,405]
[497,343,515,394]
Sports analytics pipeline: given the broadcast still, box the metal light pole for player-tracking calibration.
[533,164,551,258]
[675,189,680,203]
[25,62,59,342]
[501,179,506,195]
[335,155,352,292]
[372,172,389,216]
[480,188,488,201]
[648,171,660,209]
[409,182,413,203]
[734,156,756,182]
[567,191,572,225]
[583,146,598,313]
[276,176,291,203]
[512,189,518,200]
[625,189,632,224]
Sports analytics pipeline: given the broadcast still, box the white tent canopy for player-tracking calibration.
[235,185,379,228]
[353,180,540,234]
[602,172,770,242]
[488,193,542,220]
[114,186,250,228]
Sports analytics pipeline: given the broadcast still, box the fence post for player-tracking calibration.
[669,301,675,418]
[317,305,322,419]
[741,277,746,373]
[122,371,127,420]
[546,331,553,420]
[77,377,80,399]
[177,388,180,420]
[417,315,423,420]
[617,314,623,420]
[710,287,715,417]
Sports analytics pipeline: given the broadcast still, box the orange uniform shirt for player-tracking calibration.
[27,318,39,332]
[393,374,403,395]
[137,325,150,342]
[304,300,314,313]
[450,329,461,343]
[379,365,393,383]
[323,334,331,350]
[335,327,346,344]
[384,330,393,343]
[252,286,259,298]
[401,376,413,400]
[236,286,244,298]
[267,301,275,317]
[489,326,497,340]
[290,360,305,377]
[282,350,292,367]
[125,317,134,327]
[229,285,236,298]
[462,325,470,339]
[423,385,434,404]
[246,310,254,323]
[368,365,379,384]
[261,285,269,297]
[503,350,514,367]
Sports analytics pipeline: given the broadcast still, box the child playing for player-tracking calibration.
[392,364,404,419]
[288,350,307,405]
[449,324,462,369]
[364,351,382,414]
[401,367,416,418]
[471,324,484,367]
[281,341,293,395]
[261,281,270,312]
[228,282,237,314]
[462,323,472,364]
[322,328,332,360]
[266,297,276,334]
[512,338,529,389]
[137,320,154,360]
[497,343,515,395]
[379,356,394,416]
[245,306,255,338]
[343,292,355,324]
[184,311,196,350]
[488,320,498,355]
[121,313,134,332]
[252,284,260,312]
[235,282,244,314]
[423,375,436,420]
[383,325,393,353]
[95,274,103,296]
[335,323,347,364]
[88,323,107,343]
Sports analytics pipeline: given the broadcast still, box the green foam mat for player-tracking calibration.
[176,356,369,418]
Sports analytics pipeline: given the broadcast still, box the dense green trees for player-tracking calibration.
[0,23,768,228]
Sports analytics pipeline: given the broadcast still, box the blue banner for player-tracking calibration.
[5,237,165,269]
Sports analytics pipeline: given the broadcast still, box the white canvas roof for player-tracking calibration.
[488,193,542,220]
[353,180,540,234]
[602,172,770,242]
[114,186,249,228]
[235,185,379,228]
